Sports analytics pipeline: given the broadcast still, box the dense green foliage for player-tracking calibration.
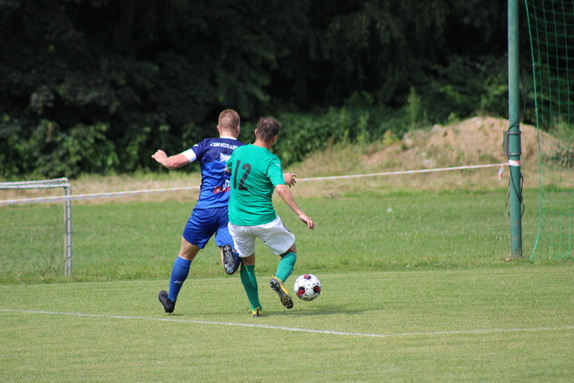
[0,0,532,179]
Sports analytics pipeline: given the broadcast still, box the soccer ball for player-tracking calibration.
[294,274,322,301]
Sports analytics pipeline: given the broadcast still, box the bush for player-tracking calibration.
[0,116,117,179]
[264,106,408,167]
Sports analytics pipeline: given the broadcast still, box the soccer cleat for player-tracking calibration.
[158,290,175,313]
[222,244,240,275]
[269,277,294,309]
[251,307,263,317]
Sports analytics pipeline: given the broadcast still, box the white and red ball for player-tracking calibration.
[294,274,322,301]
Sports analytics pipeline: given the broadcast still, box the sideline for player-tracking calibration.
[2,308,572,339]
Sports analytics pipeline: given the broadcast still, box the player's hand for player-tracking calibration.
[298,213,314,230]
[152,150,167,162]
[284,172,297,187]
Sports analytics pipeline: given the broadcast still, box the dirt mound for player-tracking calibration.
[292,116,552,196]
[362,116,540,170]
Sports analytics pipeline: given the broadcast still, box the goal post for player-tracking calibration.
[507,0,523,258]
[0,178,73,277]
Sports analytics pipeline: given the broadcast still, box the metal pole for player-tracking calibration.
[508,0,523,258]
[64,181,73,276]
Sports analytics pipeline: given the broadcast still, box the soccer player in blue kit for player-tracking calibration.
[152,109,244,313]
[152,109,295,313]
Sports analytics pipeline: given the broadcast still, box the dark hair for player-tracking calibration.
[256,117,281,142]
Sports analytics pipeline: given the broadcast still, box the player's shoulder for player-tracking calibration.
[229,138,246,147]
[234,143,253,153]
[260,149,281,170]
[198,137,225,145]
[196,137,244,151]
[265,149,280,162]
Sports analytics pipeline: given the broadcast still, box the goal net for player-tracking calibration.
[525,0,574,260]
[0,178,72,280]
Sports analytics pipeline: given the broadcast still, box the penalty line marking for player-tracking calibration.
[2,309,574,338]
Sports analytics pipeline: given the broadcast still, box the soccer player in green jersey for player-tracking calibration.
[226,117,314,316]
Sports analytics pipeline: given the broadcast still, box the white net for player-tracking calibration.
[0,178,72,280]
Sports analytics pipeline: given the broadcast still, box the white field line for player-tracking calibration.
[2,308,572,338]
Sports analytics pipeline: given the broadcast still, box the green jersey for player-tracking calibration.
[226,144,285,225]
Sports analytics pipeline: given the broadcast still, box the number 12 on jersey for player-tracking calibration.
[233,160,251,191]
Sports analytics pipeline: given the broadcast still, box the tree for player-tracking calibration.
[0,0,529,178]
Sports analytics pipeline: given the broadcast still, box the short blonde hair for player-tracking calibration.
[218,109,240,130]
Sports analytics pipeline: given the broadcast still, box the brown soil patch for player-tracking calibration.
[289,116,544,198]
[363,116,539,169]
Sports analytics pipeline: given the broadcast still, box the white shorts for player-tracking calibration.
[228,216,295,257]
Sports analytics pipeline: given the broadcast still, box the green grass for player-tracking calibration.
[0,203,66,278]
[1,267,573,382]
[2,187,573,381]
[0,189,541,283]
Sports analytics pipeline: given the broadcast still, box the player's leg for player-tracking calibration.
[229,223,262,316]
[239,254,262,316]
[159,209,214,313]
[214,207,240,275]
[275,243,297,283]
[257,216,297,309]
[158,238,200,313]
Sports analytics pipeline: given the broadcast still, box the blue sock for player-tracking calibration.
[168,257,191,302]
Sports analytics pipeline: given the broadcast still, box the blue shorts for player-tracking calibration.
[182,206,233,249]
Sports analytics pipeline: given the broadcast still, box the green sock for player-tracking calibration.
[240,264,261,311]
[275,251,297,283]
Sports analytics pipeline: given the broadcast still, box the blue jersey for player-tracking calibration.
[186,137,244,209]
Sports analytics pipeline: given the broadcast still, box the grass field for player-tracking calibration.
[1,170,573,381]
[0,188,542,283]
[2,267,573,382]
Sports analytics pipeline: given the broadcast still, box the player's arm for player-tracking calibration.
[275,184,314,229]
[151,150,191,169]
